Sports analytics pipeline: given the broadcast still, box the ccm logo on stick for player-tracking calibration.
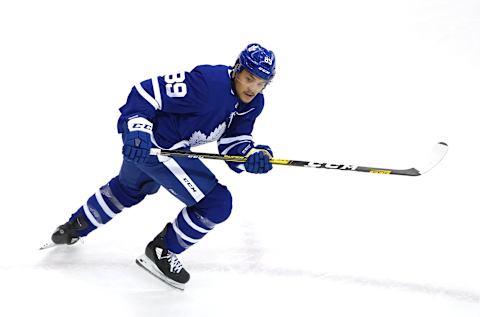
[307,162,357,170]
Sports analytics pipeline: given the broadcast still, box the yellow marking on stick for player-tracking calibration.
[224,155,246,162]
[270,159,291,165]
[369,170,392,174]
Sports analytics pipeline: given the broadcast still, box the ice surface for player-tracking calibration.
[1,0,479,316]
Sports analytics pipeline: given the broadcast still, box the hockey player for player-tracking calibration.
[48,43,276,289]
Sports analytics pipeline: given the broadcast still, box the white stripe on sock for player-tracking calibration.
[172,220,200,244]
[95,190,117,219]
[82,204,102,228]
[181,208,210,234]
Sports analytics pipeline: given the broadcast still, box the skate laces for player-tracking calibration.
[161,252,183,273]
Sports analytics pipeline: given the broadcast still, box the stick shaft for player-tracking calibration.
[149,148,421,176]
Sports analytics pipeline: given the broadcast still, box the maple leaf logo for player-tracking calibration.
[188,122,227,147]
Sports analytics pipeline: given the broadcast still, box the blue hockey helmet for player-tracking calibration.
[234,43,276,81]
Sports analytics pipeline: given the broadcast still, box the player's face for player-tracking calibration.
[234,70,268,103]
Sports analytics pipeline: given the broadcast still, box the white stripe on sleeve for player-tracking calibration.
[151,77,163,110]
[135,83,160,110]
[220,140,252,155]
[218,135,253,145]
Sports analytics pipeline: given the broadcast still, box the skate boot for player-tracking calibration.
[51,214,89,245]
[136,225,190,290]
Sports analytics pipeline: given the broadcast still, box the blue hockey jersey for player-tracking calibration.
[117,65,265,173]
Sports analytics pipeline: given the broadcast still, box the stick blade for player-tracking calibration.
[416,142,449,175]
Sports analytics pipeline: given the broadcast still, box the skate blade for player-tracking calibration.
[39,241,57,250]
[136,254,186,290]
[39,238,83,251]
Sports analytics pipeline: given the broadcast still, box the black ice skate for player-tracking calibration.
[136,226,190,290]
[40,215,88,250]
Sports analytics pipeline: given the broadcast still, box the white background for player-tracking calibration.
[1,0,479,316]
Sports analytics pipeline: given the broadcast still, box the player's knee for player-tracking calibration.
[109,176,152,208]
[195,183,232,224]
[139,180,161,195]
[215,184,233,223]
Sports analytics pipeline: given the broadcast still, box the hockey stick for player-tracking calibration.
[150,142,448,176]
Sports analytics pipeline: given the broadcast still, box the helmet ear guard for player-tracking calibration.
[232,59,242,78]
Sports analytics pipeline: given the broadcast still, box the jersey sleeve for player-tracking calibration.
[217,96,265,173]
[118,67,210,133]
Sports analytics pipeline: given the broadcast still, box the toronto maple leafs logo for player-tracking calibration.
[188,122,227,147]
